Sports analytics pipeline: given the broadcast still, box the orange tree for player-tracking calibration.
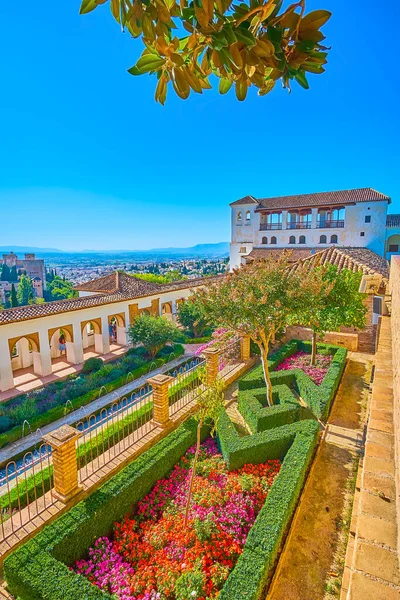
[80,0,331,103]
[196,255,306,406]
[296,263,367,365]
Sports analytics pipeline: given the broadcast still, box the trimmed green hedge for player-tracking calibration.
[4,414,319,600]
[238,384,300,433]
[0,347,185,451]
[238,340,347,420]
[0,366,202,514]
[218,418,319,599]
[4,339,335,600]
[4,419,207,600]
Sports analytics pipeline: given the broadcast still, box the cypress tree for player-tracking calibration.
[10,284,18,307]
[1,263,10,281]
[9,265,18,282]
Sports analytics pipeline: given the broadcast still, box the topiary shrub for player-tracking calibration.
[81,357,103,374]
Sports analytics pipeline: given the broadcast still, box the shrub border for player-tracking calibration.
[238,339,347,420]
[0,346,185,451]
[4,412,319,600]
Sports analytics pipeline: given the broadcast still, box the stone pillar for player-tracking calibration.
[147,374,173,427]
[0,338,14,392]
[240,335,251,361]
[70,323,84,364]
[43,425,82,504]
[35,329,53,376]
[202,347,220,386]
[311,207,318,229]
[281,210,288,230]
[100,315,111,354]
[151,298,160,316]
[129,303,139,323]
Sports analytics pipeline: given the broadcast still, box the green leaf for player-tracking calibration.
[219,78,233,94]
[79,0,99,14]
[295,71,309,89]
[235,27,256,47]
[129,54,166,75]
[235,81,248,101]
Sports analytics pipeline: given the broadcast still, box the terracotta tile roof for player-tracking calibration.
[230,195,258,206]
[386,214,400,227]
[246,248,316,263]
[74,271,161,295]
[247,188,390,212]
[0,274,222,326]
[289,247,389,281]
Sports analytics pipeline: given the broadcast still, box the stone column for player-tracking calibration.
[0,338,14,392]
[202,347,220,386]
[311,207,318,229]
[70,322,84,364]
[43,425,82,504]
[147,373,173,427]
[35,329,53,377]
[281,210,288,230]
[151,298,161,316]
[240,335,251,361]
[100,315,111,354]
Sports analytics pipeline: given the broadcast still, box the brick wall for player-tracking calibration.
[389,256,400,550]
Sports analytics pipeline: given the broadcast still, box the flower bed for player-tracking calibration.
[0,344,184,450]
[74,438,281,599]
[275,350,333,385]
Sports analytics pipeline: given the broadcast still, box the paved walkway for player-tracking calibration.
[267,351,373,600]
[342,316,400,600]
[0,354,194,465]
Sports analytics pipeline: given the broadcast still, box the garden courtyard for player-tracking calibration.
[0,255,399,600]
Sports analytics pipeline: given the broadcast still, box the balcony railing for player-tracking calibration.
[286,222,312,230]
[317,220,345,229]
[260,223,282,230]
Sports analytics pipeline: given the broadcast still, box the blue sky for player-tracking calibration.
[0,0,398,250]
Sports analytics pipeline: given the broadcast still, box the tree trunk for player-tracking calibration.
[260,347,273,407]
[311,330,317,366]
[184,419,203,527]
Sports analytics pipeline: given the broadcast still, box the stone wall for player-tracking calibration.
[282,326,358,351]
[283,294,377,353]
[389,255,400,552]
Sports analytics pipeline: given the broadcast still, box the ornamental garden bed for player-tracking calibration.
[238,339,347,431]
[74,438,281,598]
[0,359,203,515]
[0,344,185,450]
[4,339,345,599]
[4,410,319,600]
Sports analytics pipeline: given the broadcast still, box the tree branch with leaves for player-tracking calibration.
[80,0,331,103]
[295,264,368,365]
[184,370,225,527]
[196,255,306,406]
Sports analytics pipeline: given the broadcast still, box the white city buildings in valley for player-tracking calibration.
[229,188,400,269]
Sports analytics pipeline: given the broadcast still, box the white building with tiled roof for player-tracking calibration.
[230,188,399,268]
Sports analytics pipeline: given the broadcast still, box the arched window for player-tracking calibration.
[319,235,327,244]
[299,235,306,244]
[271,236,277,245]
[330,234,338,243]
[237,211,242,222]
[262,237,268,245]
[245,210,251,223]
[289,235,296,244]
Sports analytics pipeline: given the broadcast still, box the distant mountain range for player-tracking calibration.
[0,242,229,258]
[0,246,62,253]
